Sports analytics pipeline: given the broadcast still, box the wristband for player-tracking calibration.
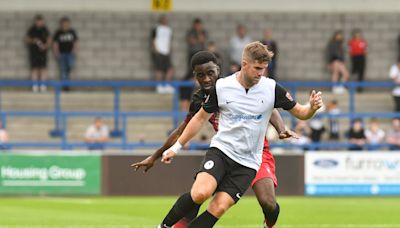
[169,141,183,154]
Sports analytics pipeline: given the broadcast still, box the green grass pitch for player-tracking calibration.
[0,196,400,227]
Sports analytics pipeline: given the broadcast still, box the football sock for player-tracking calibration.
[160,192,199,227]
[264,202,280,228]
[174,203,201,228]
[187,210,218,228]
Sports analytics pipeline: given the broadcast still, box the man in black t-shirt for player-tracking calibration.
[53,17,79,91]
[25,15,51,92]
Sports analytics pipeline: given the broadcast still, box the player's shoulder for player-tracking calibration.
[260,76,277,88]
[190,88,205,102]
[216,73,236,87]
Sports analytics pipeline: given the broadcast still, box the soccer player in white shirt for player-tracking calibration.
[159,42,323,228]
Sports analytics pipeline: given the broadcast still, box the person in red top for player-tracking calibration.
[348,29,368,92]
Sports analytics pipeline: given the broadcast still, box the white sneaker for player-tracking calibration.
[156,85,165,94]
[40,85,47,92]
[164,84,175,94]
[332,86,344,94]
[32,85,39,93]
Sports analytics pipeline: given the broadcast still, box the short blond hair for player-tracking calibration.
[242,41,274,63]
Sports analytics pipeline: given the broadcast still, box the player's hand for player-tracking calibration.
[161,149,176,164]
[131,156,155,173]
[309,90,323,111]
[278,129,299,139]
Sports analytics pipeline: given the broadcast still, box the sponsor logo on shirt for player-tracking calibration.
[227,113,262,121]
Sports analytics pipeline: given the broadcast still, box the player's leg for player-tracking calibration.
[174,204,201,228]
[253,178,279,228]
[187,192,234,228]
[188,155,256,228]
[252,146,280,228]
[159,172,217,227]
[159,148,225,227]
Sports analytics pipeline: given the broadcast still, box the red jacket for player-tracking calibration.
[348,38,367,56]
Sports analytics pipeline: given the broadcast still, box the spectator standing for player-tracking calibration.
[151,15,174,94]
[25,15,51,92]
[261,29,278,79]
[347,118,366,151]
[365,118,385,150]
[326,30,349,94]
[387,118,400,150]
[389,58,400,112]
[327,99,341,140]
[53,17,79,91]
[229,24,252,72]
[348,29,368,92]
[180,18,208,111]
[84,117,110,150]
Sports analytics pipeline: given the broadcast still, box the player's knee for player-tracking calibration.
[259,195,276,212]
[208,200,230,218]
[190,188,212,204]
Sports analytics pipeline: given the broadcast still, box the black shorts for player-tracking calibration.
[153,53,172,72]
[197,147,256,203]
[29,51,47,69]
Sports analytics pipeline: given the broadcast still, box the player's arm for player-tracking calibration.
[289,90,323,120]
[269,109,298,139]
[162,108,211,164]
[131,120,188,172]
[162,86,218,164]
[274,83,323,120]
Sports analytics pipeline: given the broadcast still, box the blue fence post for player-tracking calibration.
[172,82,180,128]
[111,87,123,137]
[349,82,356,121]
[121,115,127,150]
[49,83,64,137]
[61,115,68,150]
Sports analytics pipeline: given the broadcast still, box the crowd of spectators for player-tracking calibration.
[25,14,78,92]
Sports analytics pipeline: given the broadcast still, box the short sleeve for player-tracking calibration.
[274,83,296,110]
[203,86,219,113]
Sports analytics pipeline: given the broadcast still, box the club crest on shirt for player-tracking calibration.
[204,160,214,170]
[286,92,293,101]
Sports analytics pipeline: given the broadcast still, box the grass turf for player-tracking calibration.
[0,196,399,227]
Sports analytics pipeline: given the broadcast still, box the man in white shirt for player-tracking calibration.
[151,15,174,94]
[158,41,323,228]
[84,117,109,150]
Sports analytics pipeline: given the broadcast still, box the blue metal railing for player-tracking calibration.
[0,79,398,150]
